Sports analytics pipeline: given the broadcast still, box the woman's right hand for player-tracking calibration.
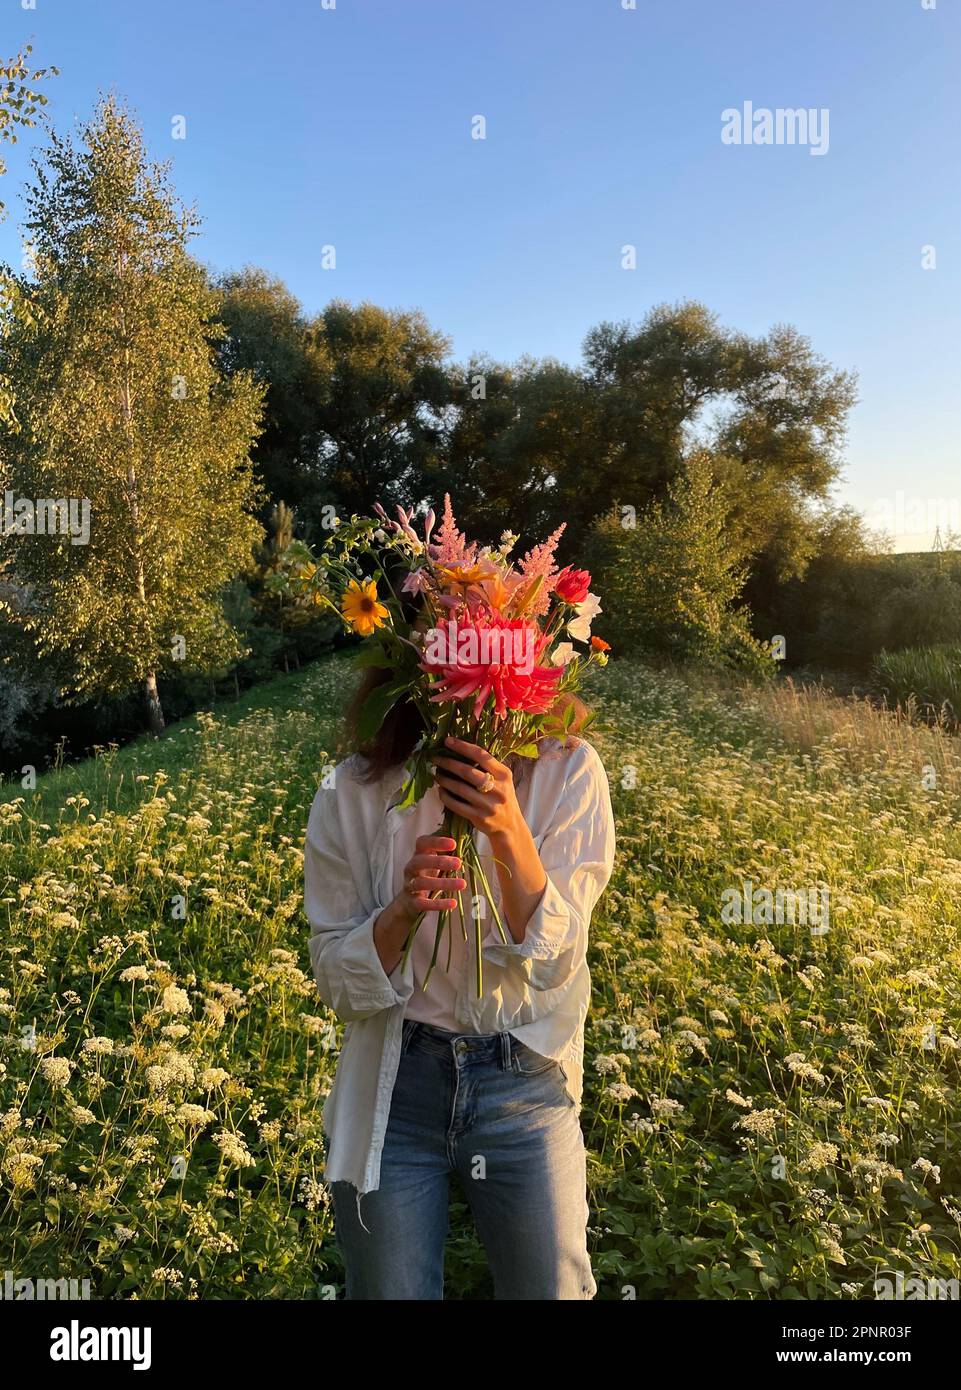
[373,835,467,977]
[394,834,466,923]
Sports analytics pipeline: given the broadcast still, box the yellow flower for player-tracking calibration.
[438,564,496,591]
[341,579,389,636]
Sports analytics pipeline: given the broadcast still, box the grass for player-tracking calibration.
[1,653,960,1298]
[873,645,961,724]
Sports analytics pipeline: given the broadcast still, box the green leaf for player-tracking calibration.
[356,678,410,743]
[352,643,395,671]
[392,752,434,809]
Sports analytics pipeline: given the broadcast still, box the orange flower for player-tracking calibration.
[590,636,611,652]
[437,564,497,591]
[479,571,509,612]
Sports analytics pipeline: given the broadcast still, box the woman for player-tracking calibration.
[303,665,616,1300]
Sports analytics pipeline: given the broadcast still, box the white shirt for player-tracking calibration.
[303,735,616,1226]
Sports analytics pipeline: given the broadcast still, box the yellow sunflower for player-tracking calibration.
[340,579,389,636]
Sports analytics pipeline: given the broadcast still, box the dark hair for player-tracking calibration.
[342,661,594,783]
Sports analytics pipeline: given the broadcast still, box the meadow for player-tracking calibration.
[1,653,960,1299]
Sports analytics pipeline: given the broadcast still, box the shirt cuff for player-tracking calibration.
[344,910,413,1011]
[479,873,573,965]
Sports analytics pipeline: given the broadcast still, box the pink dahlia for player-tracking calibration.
[421,617,564,720]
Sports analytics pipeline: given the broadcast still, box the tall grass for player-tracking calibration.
[873,644,961,723]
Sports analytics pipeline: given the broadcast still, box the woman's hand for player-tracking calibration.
[430,735,524,845]
[431,735,548,944]
[373,833,467,977]
[394,833,467,924]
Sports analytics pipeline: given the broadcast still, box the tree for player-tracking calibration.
[1,47,57,427]
[304,299,452,521]
[215,267,323,521]
[584,451,773,672]
[571,303,857,583]
[0,96,264,735]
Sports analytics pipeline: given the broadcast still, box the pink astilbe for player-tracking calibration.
[507,522,567,618]
[427,493,477,569]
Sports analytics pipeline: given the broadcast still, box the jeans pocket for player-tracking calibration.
[511,1038,558,1076]
[401,1019,419,1056]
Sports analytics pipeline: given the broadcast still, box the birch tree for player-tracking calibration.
[0,96,264,733]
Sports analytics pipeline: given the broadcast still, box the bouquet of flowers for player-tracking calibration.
[276,496,609,998]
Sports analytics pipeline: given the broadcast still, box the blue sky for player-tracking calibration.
[2,0,958,549]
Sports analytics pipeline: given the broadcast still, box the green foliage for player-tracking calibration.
[585,452,775,675]
[0,47,57,216]
[761,537,961,673]
[213,289,858,604]
[303,299,452,522]
[0,47,58,428]
[215,269,325,521]
[526,302,856,584]
[873,644,961,719]
[0,96,265,731]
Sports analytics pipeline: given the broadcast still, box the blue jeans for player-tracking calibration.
[330,1018,597,1300]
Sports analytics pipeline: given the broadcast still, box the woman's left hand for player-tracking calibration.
[430,735,523,844]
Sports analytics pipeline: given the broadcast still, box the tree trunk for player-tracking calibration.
[145,671,165,736]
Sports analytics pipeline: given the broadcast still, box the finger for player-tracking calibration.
[411,895,460,913]
[414,835,458,853]
[430,755,489,788]
[405,852,462,875]
[405,867,450,884]
[437,787,483,821]
[433,771,489,807]
[409,874,467,894]
[443,735,497,768]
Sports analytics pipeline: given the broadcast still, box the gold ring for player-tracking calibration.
[480,772,495,793]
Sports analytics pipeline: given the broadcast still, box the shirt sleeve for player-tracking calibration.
[304,780,413,1022]
[479,741,616,993]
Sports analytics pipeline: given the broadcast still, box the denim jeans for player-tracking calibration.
[330,1018,597,1300]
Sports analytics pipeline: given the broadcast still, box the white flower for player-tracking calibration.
[912,1158,941,1184]
[41,1057,73,1088]
[567,592,602,643]
[605,1083,639,1103]
[160,985,191,1016]
[550,642,576,667]
[726,1088,753,1109]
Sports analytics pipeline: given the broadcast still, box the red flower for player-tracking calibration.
[421,617,563,720]
[554,566,592,605]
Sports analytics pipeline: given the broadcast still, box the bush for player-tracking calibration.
[585,452,775,677]
[873,643,961,720]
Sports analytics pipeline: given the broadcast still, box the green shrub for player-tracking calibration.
[873,644,961,718]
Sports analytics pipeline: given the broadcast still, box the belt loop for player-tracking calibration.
[500,1031,511,1071]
